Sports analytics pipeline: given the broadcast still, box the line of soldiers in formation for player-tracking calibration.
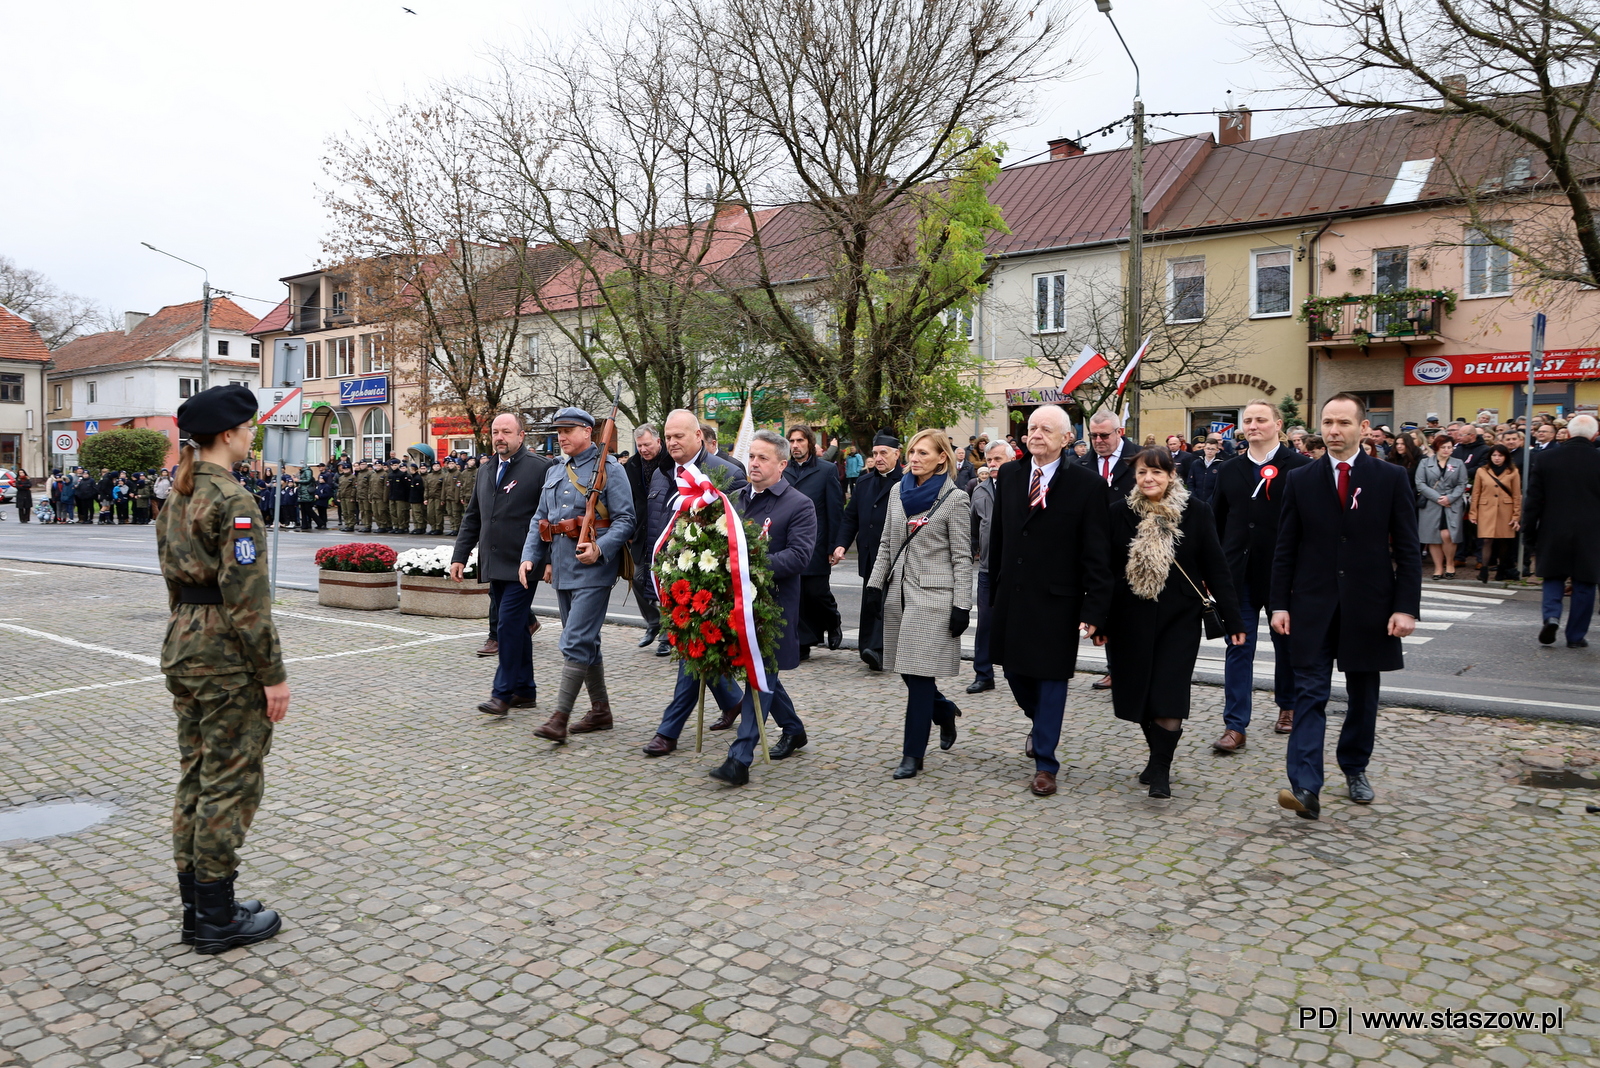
[327,455,481,536]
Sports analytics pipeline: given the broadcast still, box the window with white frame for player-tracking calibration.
[1466,224,1512,297]
[87,381,97,404]
[52,384,62,411]
[0,373,21,403]
[1168,258,1206,322]
[179,377,201,398]
[1250,249,1292,316]
[1034,273,1066,333]
[526,334,541,374]
[331,336,355,377]
[304,341,323,380]
[943,304,977,341]
[361,333,389,373]
[1373,247,1409,294]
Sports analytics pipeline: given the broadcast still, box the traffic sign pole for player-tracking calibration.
[1518,312,1546,578]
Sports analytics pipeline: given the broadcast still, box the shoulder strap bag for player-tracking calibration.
[1172,558,1228,641]
[882,483,957,585]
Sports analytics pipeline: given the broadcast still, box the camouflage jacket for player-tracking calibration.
[156,460,287,685]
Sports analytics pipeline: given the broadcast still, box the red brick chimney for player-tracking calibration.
[1048,137,1086,160]
[1218,108,1252,146]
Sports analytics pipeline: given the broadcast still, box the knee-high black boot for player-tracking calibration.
[1147,725,1182,799]
[1138,722,1157,784]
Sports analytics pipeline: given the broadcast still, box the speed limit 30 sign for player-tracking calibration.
[53,431,79,453]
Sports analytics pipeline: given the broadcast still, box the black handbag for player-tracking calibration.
[1173,560,1227,640]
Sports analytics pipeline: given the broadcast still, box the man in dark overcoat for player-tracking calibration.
[1524,414,1600,648]
[624,424,672,649]
[1270,393,1422,820]
[1077,409,1136,690]
[450,413,552,715]
[710,429,816,786]
[784,424,844,658]
[989,404,1113,797]
[831,431,902,671]
[1211,400,1309,751]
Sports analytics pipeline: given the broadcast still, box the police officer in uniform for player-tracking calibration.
[157,384,286,954]
[336,461,359,532]
[521,407,635,742]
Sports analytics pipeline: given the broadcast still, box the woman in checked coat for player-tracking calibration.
[867,429,973,779]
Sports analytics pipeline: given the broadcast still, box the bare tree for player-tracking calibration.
[1238,0,1600,293]
[0,256,117,348]
[1011,262,1258,422]
[677,0,1074,446]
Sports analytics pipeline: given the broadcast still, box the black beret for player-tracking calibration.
[176,384,257,436]
[872,431,901,449]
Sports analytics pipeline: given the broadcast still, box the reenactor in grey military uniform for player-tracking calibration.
[521,407,635,743]
[423,461,445,535]
[157,384,286,954]
[336,461,359,532]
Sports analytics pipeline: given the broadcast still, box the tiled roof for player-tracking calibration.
[48,298,259,374]
[0,304,51,364]
[247,299,291,335]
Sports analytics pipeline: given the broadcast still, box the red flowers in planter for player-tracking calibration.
[314,542,398,573]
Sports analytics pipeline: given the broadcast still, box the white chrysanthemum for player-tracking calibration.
[677,549,696,570]
[698,549,719,572]
[682,523,698,543]
[714,511,728,536]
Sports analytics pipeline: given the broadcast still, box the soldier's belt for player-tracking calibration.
[176,586,224,605]
[539,517,611,542]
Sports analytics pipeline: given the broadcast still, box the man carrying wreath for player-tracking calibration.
[713,429,817,785]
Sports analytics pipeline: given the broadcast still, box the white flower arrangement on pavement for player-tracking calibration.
[396,545,476,579]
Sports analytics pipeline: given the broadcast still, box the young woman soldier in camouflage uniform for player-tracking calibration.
[157,384,290,954]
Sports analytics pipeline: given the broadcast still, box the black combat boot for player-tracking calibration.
[191,878,282,955]
[178,872,264,945]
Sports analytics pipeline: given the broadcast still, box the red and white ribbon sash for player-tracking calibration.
[651,462,770,694]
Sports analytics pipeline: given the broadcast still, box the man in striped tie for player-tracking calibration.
[986,405,1114,797]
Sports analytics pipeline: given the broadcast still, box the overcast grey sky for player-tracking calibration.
[1,0,1290,328]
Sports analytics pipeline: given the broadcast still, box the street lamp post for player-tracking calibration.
[141,243,212,391]
[1096,0,1144,443]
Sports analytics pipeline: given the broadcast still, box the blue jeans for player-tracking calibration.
[729,666,804,766]
[490,579,536,702]
[1222,579,1293,731]
[655,663,744,741]
[1004,671,1070,775]
[972,572,994,683]
[1284,619,1379,794]
[1543,580,1596,643]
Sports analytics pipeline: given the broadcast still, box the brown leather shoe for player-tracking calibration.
[1030,771,1057,796]
[569,703,613,734]
[1091,675,1113,690]
[1212,729,1246,753]
[642,733,676,757]
[477,698,511,717]
[475,639,499,658]
[709,706,740,731]
[1274,708,1294,734]
[528,616,541,635]
[532,710,569,742]
[508,694,537,709]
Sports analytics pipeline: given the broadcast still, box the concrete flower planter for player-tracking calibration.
[317,570,398,611]
[399,573,489,618]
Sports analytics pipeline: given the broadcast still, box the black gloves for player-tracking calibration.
[949,606,970,638]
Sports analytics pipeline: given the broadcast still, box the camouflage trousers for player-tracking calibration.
[168,672,273,882]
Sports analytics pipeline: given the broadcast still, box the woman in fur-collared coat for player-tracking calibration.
[1098,448,1246,799]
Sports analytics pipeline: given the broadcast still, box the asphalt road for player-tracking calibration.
[3,519,1596,724]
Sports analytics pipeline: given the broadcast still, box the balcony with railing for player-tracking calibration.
[1304,291,1454,348]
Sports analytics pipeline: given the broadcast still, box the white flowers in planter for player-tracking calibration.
[396,545,476,578]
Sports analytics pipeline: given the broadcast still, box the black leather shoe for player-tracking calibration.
[769,731,808,760]
[1346,771,1375,804]
[1540,620,1560,645]
[637,626,659,649]
[1569,639,1589,649]
[798,646,811,661]
[708,757,750,786]
[1277,786,1321,820]
[892,755,923,779]
[827,626,843,650]
[508,693,537,709]
[939,718,958,751]
[966,678,994,694]
[861,648,882,672]
[655,639,672,657]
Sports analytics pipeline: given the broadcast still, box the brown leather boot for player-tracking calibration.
[570,702,613,733]
[532,710,570,742]
[709,705,740,731]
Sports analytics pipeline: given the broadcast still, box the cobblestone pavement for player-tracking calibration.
[1,563,1598,1068]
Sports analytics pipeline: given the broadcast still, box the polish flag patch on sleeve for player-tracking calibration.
[234,516,253,529]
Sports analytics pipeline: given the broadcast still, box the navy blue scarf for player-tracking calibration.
[899,471,947,517]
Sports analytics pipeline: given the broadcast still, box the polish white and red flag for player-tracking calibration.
[1115,334,1153,397]
[1059,345,1109,394]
